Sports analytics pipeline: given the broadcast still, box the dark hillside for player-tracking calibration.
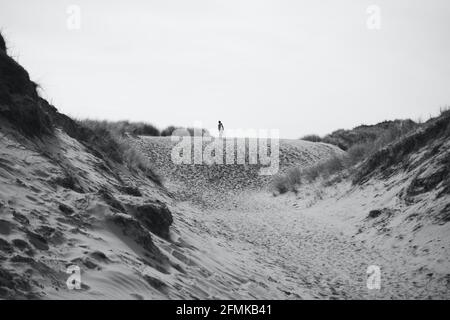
[322,120,418,150]
[354,110,450,196]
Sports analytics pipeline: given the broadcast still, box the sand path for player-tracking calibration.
[135,137,409,299]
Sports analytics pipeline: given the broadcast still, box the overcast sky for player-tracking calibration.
[1,0,449,138]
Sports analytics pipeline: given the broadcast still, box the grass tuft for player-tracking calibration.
[300,134,322,142]
[77,119,162,185]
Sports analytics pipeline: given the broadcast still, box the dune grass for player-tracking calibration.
[79,120,160,137]
[274,122,420,194]
[161,125,210,137]
[77,119,162,184]
[300,134,322,142]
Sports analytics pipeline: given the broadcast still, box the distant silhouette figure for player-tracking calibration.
[218,120,224,138]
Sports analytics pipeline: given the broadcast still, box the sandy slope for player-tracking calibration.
[0,130,346,299]
[1,29,447,300]
[135,136,449,299]
[136,137,342,206]
[280,180,450,299]
[1,130,448,299]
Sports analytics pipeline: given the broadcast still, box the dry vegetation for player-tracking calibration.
[0,33,53,137]
[77,119,162,184]
[160,125,210,137]
[274,117,436,194]
[73,120,211,184]
[77,120,161,137]
[301,120,418,150]
[300,134,322,143]
[73,120,211,138]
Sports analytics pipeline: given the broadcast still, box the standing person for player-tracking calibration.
[218,120,224,138]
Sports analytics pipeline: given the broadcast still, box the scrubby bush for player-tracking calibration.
[345,142,373,166]
[286,167,302,186]
[303,165,321,182]
[77,120,123,163]
[80,120,160,137]
[373,122,416,150]
[272,175,290,194]
[160,126,178,136]
[272,167,303,194]
[273,155,345,194]
[321,120,418,151]
[128,122,160,136]
[300,134,322,142]
[161,125,210,137]
[354,110,450,184]
[273,117,425,194]
[321,156,345,179]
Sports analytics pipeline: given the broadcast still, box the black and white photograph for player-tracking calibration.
[0,0,449,308]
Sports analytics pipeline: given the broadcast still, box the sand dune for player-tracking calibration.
[133,136,449,299]
[1,126,448,299]
[0,129,344,299]
[135,137,342,206]
[1,27,448,301]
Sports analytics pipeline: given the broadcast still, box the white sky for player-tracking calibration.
[1,0,449,138]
